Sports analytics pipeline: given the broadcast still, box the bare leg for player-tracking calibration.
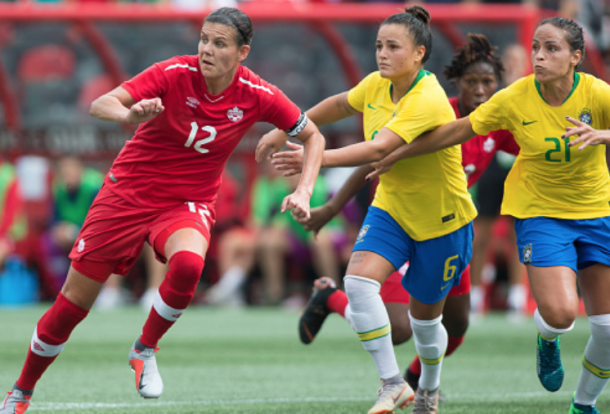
[442,294,470,338]
[386,302,411,345]
[62,266,106,310]
[528,265,578,329]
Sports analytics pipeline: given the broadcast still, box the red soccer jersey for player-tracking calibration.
[449,97,520,187]
[108,55,302,209]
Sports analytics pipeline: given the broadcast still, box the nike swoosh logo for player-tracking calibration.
[441,282,451,291]
[522,120,538,126]
[368,103,377,110]
[392,385,405,404]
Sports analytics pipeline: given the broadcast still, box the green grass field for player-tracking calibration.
[0,306,607,413]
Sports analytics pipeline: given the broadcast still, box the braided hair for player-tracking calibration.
[444,34,504,83]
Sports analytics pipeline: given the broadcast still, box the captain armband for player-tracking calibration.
[285,112,308,137]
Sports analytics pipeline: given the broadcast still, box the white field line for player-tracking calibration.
[28,391,574,411]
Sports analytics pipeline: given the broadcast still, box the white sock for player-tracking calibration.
[470,286,484,312]
[534,308,574,341]
[410,312,447,391]
[344,303,356,331]
[575,314,610,406]
[344,275,400,380]
[507,284,527,312]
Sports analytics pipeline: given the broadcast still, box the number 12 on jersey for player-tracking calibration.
[185,122,217,154]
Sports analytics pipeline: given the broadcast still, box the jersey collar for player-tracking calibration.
[389,68,427,102]
[534,71,581,106]
[200,65,242,102]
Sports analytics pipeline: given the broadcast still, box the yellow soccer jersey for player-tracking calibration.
[348,70,477,241]
[470,73,610,219]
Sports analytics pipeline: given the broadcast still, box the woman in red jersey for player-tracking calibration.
[273,33,518,395]
[0,7,324,413]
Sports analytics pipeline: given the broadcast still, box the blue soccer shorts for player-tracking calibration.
[353,206,474,304]
[515,216,610,273]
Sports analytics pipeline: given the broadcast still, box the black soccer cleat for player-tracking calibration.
[298,277,338,344]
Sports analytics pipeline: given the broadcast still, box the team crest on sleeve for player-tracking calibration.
[227,107,243,122]
[356,225,370,243]
[523,244,532,263]
[578,108,592,125]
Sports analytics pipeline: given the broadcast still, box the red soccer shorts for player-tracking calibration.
[380,263,471,304]
[70,185,215,283]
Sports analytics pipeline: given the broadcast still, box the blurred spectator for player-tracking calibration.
[502,44,529,87]
[250,161,342,306]
[205,169,255,307]
[38,155,103,292]
[0,158,26,267]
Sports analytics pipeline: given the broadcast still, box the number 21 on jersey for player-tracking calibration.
[185,122,217,154]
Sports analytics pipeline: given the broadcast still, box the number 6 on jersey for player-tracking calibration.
[185,122,217,154]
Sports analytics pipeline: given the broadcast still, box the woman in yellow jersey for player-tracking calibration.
[367,17,610,414]
[257,6,476,413]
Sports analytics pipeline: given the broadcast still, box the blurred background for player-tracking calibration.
[0,0,607,315]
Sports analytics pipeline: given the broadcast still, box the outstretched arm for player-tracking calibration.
[90,86,164,125]
[366,117,477,180]
[303,165,372,237]
[272,127,405,175]
[255,92,358,162]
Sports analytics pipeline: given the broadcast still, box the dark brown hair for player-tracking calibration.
[382,5,432,64]
[205,7,253,47]
[538,17,585,69]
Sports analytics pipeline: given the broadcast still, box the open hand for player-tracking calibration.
[271,142,304,176]
[564,116,608,151]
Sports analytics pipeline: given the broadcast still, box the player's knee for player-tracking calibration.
[541,308,577,330]
[167,251,204,292]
